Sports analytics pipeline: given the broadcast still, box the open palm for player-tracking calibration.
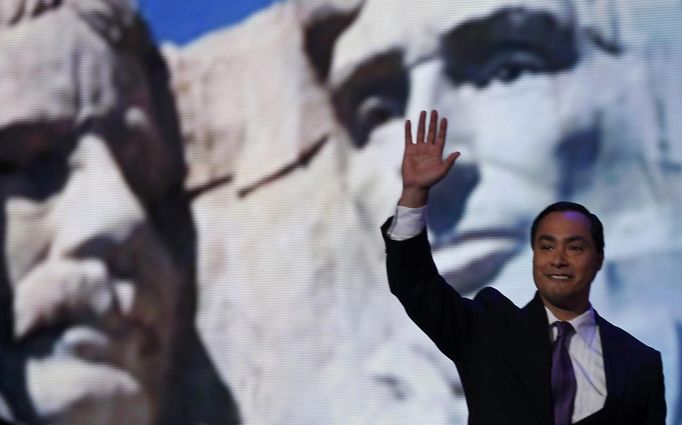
[401,110,459,205]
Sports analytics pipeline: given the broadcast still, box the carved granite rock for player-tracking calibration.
[0,1,236,424]
[165,2,467,424]
[167,0,682,423]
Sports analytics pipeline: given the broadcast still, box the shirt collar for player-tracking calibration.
[545,305,599,348]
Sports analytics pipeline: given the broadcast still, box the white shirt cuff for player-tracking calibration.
[387,205,427,241]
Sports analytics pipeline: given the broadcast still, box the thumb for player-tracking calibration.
[443,151,461,171]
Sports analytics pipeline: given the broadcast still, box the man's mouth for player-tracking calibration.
[547,274,573,280]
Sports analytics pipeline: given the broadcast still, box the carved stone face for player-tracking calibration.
[0,3,191,423]
[329,0,663,293]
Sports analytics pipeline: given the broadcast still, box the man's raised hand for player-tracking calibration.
[399,110,460,207]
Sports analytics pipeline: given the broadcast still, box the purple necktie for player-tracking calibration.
[551,321,576,425]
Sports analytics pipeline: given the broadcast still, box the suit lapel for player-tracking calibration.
[505,292,553,423]
[596,313,629,400]
[503,304,629,423]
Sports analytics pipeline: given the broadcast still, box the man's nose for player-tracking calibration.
[551,250,569,267]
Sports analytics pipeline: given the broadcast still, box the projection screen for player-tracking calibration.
[0,0,680,423]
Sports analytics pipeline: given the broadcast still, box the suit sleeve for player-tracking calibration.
[645,350,666,425]
[381,217,487,363]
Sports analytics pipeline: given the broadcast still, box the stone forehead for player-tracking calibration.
[0,1,138,128]
[330,0,578,84]
[344,0,682,88]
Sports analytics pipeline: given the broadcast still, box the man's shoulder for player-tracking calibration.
[470,288,548,334]
[472,286,521,312]
[474,286,507,301]
[597,314,662,360]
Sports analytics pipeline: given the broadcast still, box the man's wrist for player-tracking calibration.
[398,187,428,208]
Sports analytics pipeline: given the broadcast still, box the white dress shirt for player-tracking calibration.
[546,307,606,422]
[387,205,607,422]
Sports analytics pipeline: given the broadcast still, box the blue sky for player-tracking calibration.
[139,0,278,45]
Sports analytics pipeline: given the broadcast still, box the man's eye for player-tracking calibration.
[569,245,584,251]
[540,244,553,251]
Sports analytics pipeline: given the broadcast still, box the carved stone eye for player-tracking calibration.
[332,50,408,148]
[356,96,400,134]
[493,64,525,83]
[440,7,578,88]
[484,50,547,84]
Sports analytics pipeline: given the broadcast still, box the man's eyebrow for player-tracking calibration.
[536,235,557,243]
[536,234,589,244]
[565,235,589,244]
[440,7,579,86]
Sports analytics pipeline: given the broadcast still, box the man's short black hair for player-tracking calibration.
[530,201,604,254]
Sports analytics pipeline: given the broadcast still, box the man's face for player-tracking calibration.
[330,0,630,292]
[532,210,602,312]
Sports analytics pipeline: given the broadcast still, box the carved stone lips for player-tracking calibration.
[432,232,522,294]
[430,227,524,250]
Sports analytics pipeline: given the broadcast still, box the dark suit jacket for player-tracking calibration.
[381,219,666,424]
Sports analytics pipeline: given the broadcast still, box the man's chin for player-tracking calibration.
[538,291,589,314]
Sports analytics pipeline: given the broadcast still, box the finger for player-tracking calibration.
[405,119,412,145]
[416,111,426,144]
[427,110,438,144]
[436,117,447,150]
[444,151,461,170]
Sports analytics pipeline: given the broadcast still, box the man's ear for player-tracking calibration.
[302,6,361,82]
[596,253,604,271]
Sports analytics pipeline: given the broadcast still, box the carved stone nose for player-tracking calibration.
[426,162,479,239]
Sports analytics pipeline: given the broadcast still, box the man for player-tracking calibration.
[382,110,666,424]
